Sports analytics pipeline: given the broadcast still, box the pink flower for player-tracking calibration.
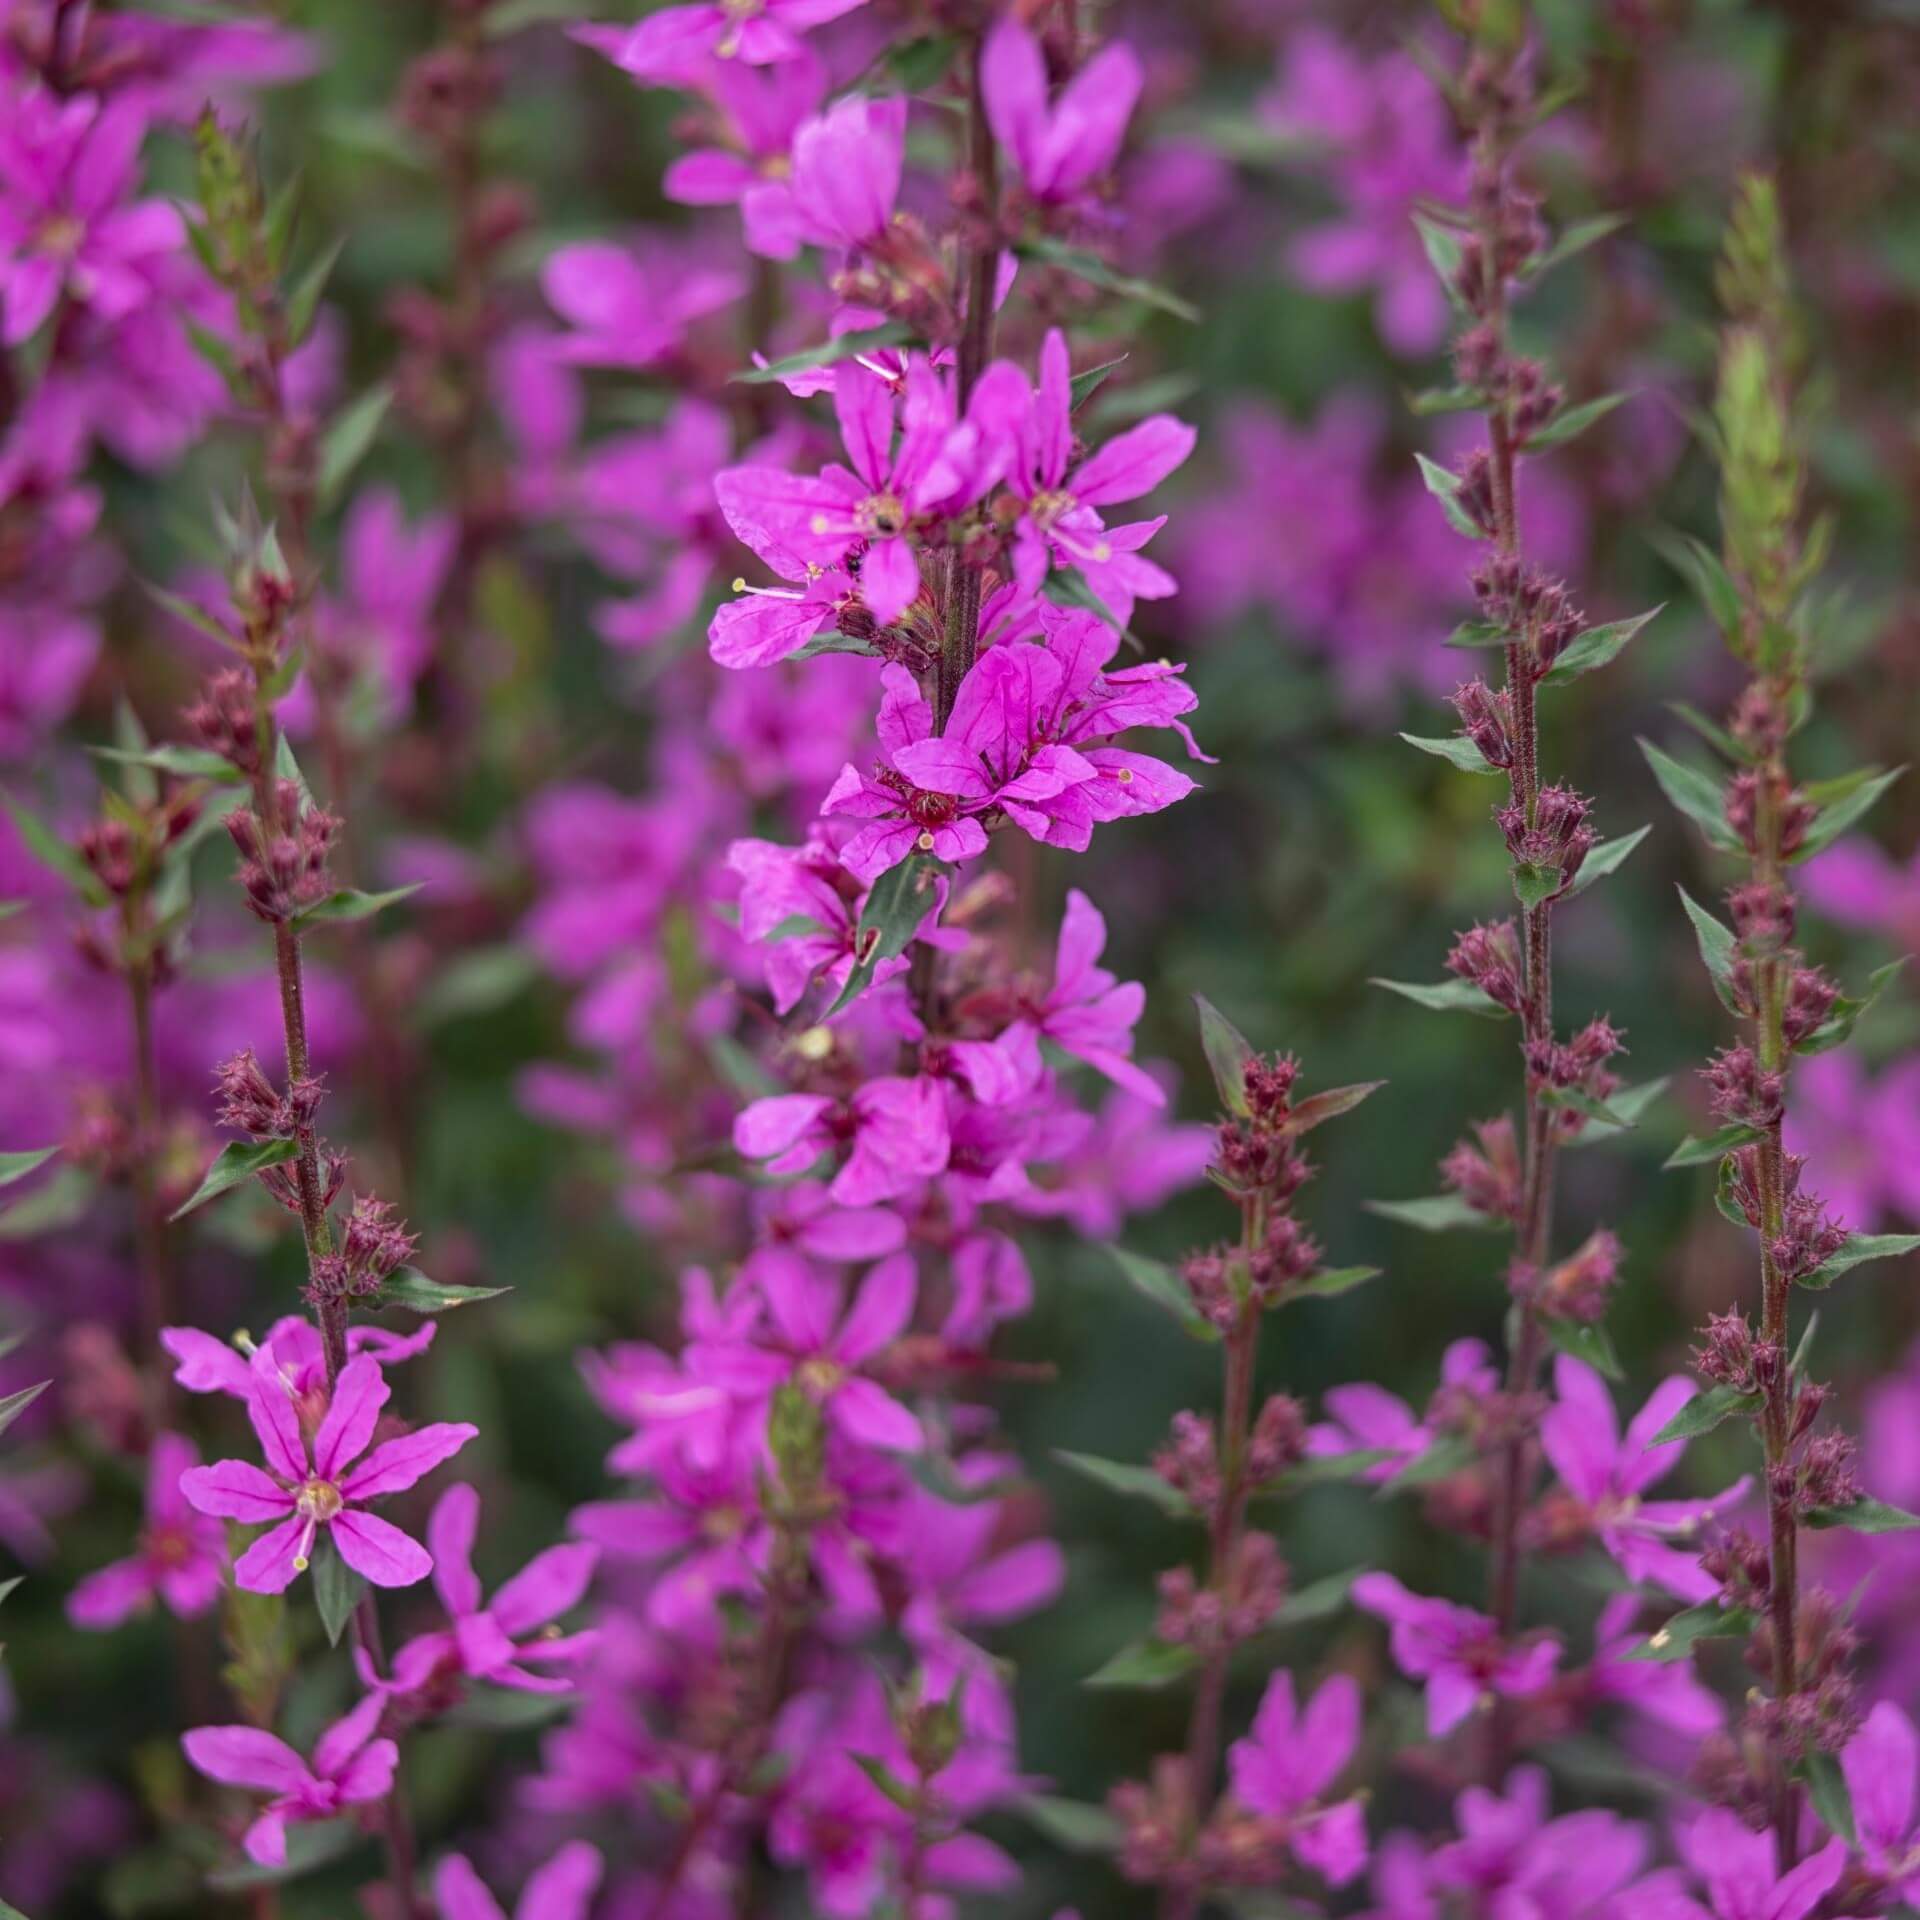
[734,1074,950,1205]
[387,1484,600,1696]
[1842,1702,1920,1903]
[181,1352,476,1593]
[66,1432,225,1629]
[777,92,907,258]
[434,1844,603,1920]
[182,1692,397,1866]
[1429,1767,1650,1919]
[1619,1808,1850,1920]
[1019,887,1162,1104]
[162,1314,435,1402]
[576,0,870,80]
[697,1248,923,1451]
[1227,1671,1370,1886]
[1539,1356,1748,1603]
[1584,1593,1724,1738]
[542,231,743,370]
[0,94,185,345]
[1352,1572,1560,1736]
[981,16,1142,207]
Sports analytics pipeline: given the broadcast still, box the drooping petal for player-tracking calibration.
[1538,1354,1621,1506]
[834,1252,917,1364]
[233,1515,310,1594]
[433,1854,509,1920]
[182,1459,294,1524]
[428,1482,484,1618]
[490,1543,599,1638]
[829,1376,923,1451]
[181,1726,310,1795]
[520,1840,606,1920]
[331,1510,434,1588]
[312,1689,388,1780]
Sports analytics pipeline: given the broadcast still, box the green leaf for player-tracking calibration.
[1194,994,1254,1117]
[1564,1077,1669,1143]
[292,883,421,929]
[1400,731,1503,774]
[881,31,958,90]
[1541,605,1661,686]
[735,321,914,384]
[143,581,241,653]
[1107,1245,1217,1341]
[1528,211,1629,277]
[1380,1433,1476,1491]
[1650,529,1742,640]
[316,385,391,508]
[1053,1449,1193,1520]
[1804,1495,1920,1533]
[1714,1153,1749,1229]
[1538,1085,1640,1132]
[1791,766,1904,862]
[1639,739,1742,853]
[1649,1383,1762,1444]
[377,1269,510,1313]
[1799,1232,1920,1291]
[0,1380,49,1442]
[2,795,106,905]
[1677,887,1742,1012]
[1801,958,1906,1055]
[1284,1080,1384,1134]
[1371,976,1509,1017]
[1269,1567,1361,1627]
[1294,1265,1380,1300]
[169,1138,299,1221]
[1544,1317,1623,1380]
[1084,1636,1199,1690]
[1512,861,1560,909]
[88,743,244,784]
[1523,391,1629,451]
[1017,236,1201,322]
[1042,566,1136,641]
[285,236,345,346]
[1365,1193,1498,1232]
[1069,354,1129,412]
[1622,1600,1758,1662]
[1414,451,1487,540]
[1444,619,1511,649]
[1410,210,1467,296]
[0,1148,56,1188]
[310,1533,363,1647]
[1564,825,1652,897]
[207,1817,361,1889]
[1665,1123,1764,1169]
[1667,699,1749,764]
[849,1752,918,1811]
[1798,1751,1856,1845]
[1018,1794,1121,1855]
[1409,383,1486,415]
[825,854,940,1016]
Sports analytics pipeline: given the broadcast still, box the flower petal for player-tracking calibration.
[330,1510,434,1588]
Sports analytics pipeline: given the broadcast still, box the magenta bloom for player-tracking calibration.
[0,94,185,345]
[181,1353,476,1592]
[1021,888,1162,1104]
[1585,1593,1724,1737]
[778,92,907,257]
[182,1692,396,1867]
[541,231,743,370]
[1619,1809,1849,1920]
[162,1314,435,1402]
[734,1074,949,1205]
[388,1484,599,1696]
[981,16,1142,207]
[434,1843,604,1920]
[661,51,826,256]
[1540,1356,1748,1603]
[1352,1572,1560,1736]
[1842,1703,1920,1902]
[67,1432,225,1629]
[696,1248,922,1451]
[577,0,869,79]
[1429,1767,1650,1920]
[1227,1671,1370,1886]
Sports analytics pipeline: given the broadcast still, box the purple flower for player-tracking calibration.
[1429,1767,1650,1919]
[981,16,1142,207]
[778,92,907,258]
[1842,1702,1920,1902]
[1584,1593,1725,1738]
[388,1484,600,1696]
[1307,1338,1493,1483]
[66,1432,225,1629]
[0,94,185,345]
[697,1247,923,1451]
[1013,888,1162,1104]
[575,0,870,80]
[434,1843,604,1920]
[1352,1571,1560,1736]
[161,1314,435,1402]
[1804,836,1920,955]
[968,328,1194,619]
[734,1073,949,1205]
[542,230,743,371]
[1784,1050,1920,1231]
[181,1352,476,1592]
[1227,1670,1370,1886]
[181,1692,396,1866]
[1619,1808,1850,1920]
[1540,1356,1748,1603]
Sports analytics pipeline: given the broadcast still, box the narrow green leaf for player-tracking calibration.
[1541,605,1661,686]
[0,1148,56,1188]
[1564,825,1651,898]
[1513,861,1560,909]
[1018,1795,1122,1855]
[88,743,244,784]
[0,1380,49,1442]
[1053,1450,1193,1520]
[1565,1077,1668,1142]
[1622,1600,1758,1662]
[1677,886,1742,1012]
[1380,1433,1476,1490]
[1284,1081,1385,1134]
[735,321,913,384]
[1791,766,1903,863]
[1068,354,1129,412]
[2,796,106,904]
[1107,1245,1217,1341]
[1370,976,1509,1017]
[170,1138,299,1221]
[1649,1383,1761,1445]
[377,1269,510,1313]
[1400,731,1503,774]
[1017,236,1201,322]
[1528,211,1629,277]
[849,1752,918,1811]
[1804,1495,1920,1534]
[1523,391,1628,451]
[144,581,241,653]
[292,884,421,929]
[1545,1317,1624,1379]
[1269,1567,1361,1628]
[1650,529,1742,640]
[1667,700,1749,764]
[1444,619,1511,649]
[1409,383,1486,415]
[316,385,391,508]
[1042,566,1136,641]
[1084,1636,1199,1690]
[1640,739,1742,853]
[1294,1265,1380,1300]
[1798,1232,1920,1291]
[1665,1123,1764,1169]
[1415,451,1486,539]
[1194,994,1254,1117]
[1365,1193,1498,1232]
[285,237,346,349]
[825,854,940,1015]
[1798,1751,1856,1845]
[1410,210,1467,296]
[1800,958,1905,1056]
[310,1533,363,1647]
